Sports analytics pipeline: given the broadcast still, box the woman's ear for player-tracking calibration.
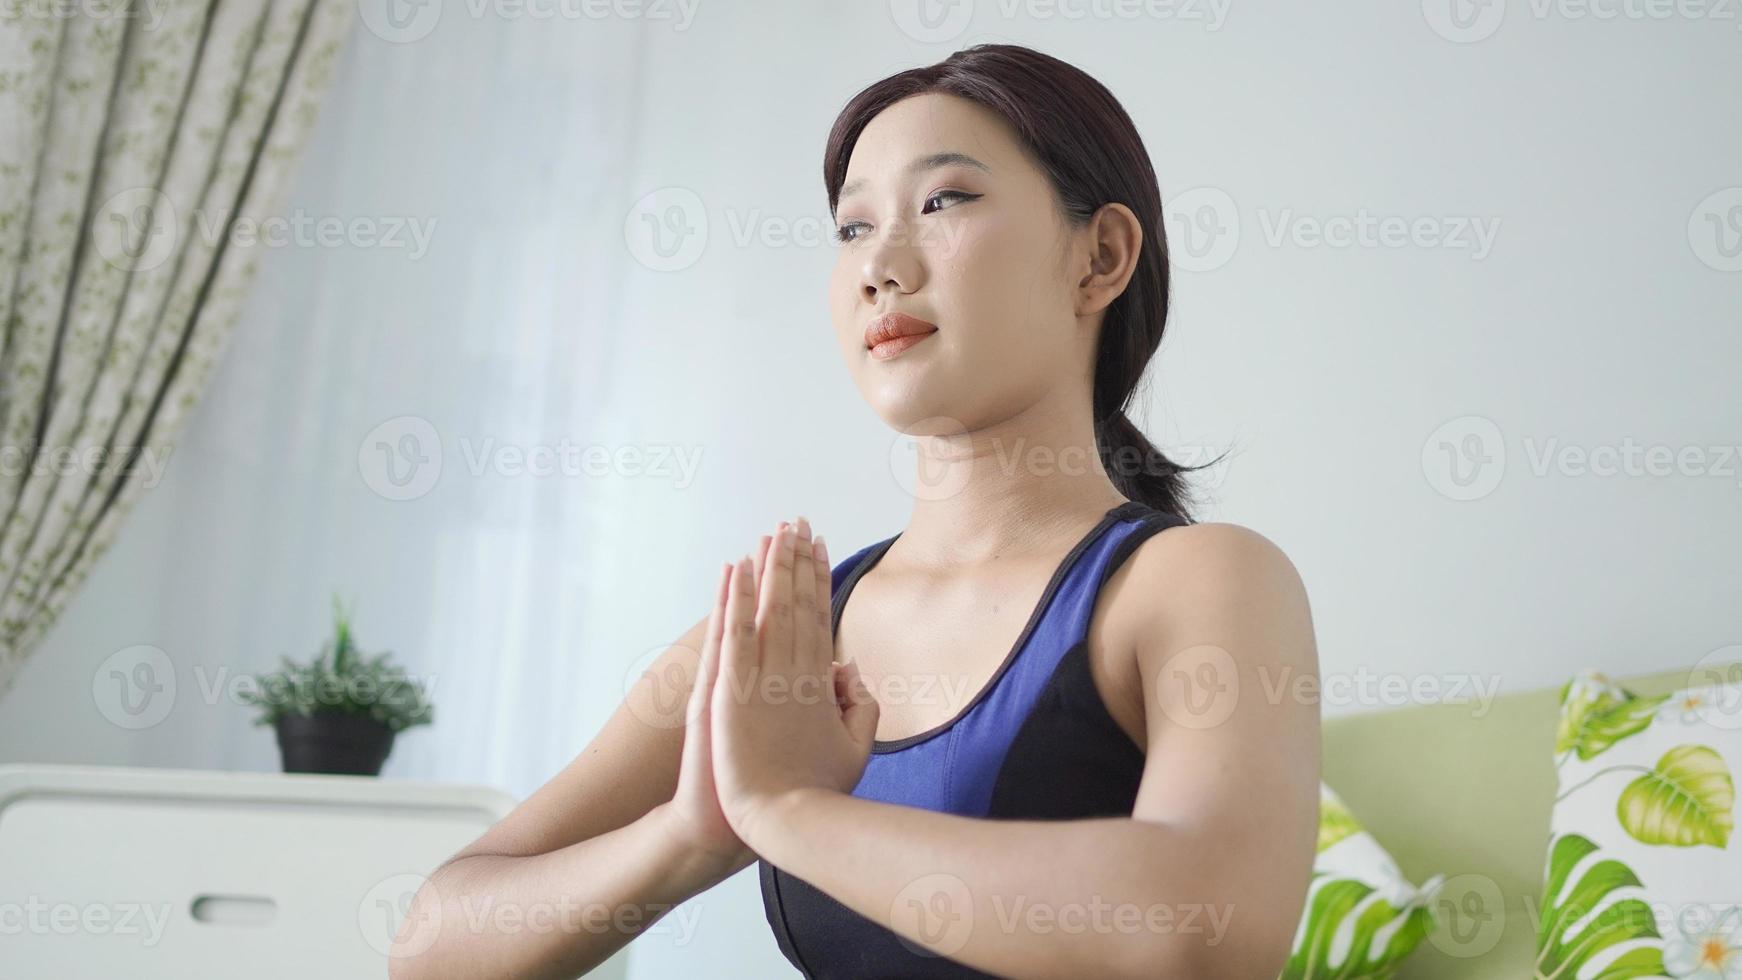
[1074,201,1143,318]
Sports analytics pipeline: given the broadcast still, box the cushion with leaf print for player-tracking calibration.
[1279,783,1444,979]
[1541,670,1742,980]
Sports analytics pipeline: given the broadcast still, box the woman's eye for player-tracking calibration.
[834,192,980,244]
[922,190,979,214]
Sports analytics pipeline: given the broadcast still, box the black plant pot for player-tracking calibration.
[275,712,397,775]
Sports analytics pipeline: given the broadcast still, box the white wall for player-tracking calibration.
[2,2,1737,977]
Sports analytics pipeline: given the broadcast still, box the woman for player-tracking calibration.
[392,43,1320,980]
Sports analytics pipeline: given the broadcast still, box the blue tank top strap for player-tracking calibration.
[823,501,1185,755]
[825,500,1185,650]
[829,536,897,637]
[1048,500,1189,650]
[984,500,1185,716]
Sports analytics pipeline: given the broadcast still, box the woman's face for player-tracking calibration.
[829,92,1092,437]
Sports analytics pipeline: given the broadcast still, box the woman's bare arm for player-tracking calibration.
[388,611,757,980]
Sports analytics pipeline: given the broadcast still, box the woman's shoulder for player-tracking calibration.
[1103,517,1315,671]
[1130,518,1300,579]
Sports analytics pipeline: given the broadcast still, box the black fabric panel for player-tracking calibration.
[985,638,1147,820]
[757,856,1007,979]
[986,510,1185,819]
[759,857,816,977]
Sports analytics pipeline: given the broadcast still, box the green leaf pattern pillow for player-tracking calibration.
[1280,783,1443,979]
[1542,671,1742,979]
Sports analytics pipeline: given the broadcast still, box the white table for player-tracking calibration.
[0,763,633,979]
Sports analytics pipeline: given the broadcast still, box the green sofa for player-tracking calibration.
[1320,663,1715,978]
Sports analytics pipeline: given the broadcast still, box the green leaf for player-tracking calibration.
[1318,792,1363,853]
[1280,875,1437,979]
[1556,682,1669,761]
[1616,745,1734,847]
[1533,833,1663,980]
[238,598,434,731]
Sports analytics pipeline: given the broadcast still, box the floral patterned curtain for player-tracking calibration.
[0,0,353,698]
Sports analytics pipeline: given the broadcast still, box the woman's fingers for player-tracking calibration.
[751,534,771,585]
[791,518,819,670]
[757,523,797,670]
[718,555,759,703]
[813,534,831,638]
[689,560,731,729]
[838,658,879,749]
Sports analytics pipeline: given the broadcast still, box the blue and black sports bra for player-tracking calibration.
[757,498,1187,979]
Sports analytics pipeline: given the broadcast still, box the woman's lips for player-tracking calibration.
[864,311,939,361]
[868,331,934,361]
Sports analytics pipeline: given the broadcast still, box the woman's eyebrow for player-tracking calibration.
[838,152,992,201]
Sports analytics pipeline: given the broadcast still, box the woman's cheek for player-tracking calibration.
[928,214,990,267]
[828,266,860,349]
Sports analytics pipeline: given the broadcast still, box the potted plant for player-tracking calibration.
[239,594,434,775]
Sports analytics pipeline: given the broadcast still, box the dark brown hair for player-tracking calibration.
[824,43,1217,520]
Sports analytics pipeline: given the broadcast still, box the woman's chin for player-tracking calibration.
[877,405,973,440]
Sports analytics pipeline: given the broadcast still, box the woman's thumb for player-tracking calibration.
[839,659,879,745]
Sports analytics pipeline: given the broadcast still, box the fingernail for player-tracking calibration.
[814,534,827,561]
[795,515,810,538]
